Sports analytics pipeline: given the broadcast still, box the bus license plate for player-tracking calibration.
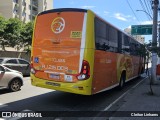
[49,74,60,80]
[46,82,60,87]
[65,75,73,82]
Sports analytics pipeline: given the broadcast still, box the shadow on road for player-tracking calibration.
[0,88,12,95]
[0,77,144,119]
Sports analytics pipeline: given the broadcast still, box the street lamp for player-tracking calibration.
[136,10,153,19]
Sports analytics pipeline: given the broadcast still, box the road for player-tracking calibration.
[0,76,146,120]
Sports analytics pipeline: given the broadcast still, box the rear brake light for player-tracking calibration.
[30,60,43,74]
[77,60,90,80]
[30,63,36,74]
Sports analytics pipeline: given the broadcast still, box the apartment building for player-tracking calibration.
[0,0,53,23]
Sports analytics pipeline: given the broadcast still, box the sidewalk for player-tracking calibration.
[107,75,160,120]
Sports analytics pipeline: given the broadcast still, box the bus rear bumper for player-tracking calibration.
[30,74,92,95]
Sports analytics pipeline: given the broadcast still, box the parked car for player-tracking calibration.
[0,58,30,76]
[0,65,23,92]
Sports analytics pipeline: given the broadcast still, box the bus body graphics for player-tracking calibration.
[30,8,145,95]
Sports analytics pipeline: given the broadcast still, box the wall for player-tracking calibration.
[0,51,31,61]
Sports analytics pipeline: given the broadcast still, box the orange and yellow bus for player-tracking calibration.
[30,8,145,95]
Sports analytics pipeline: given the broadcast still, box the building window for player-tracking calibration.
[23,0,26,6]
[29,5,31,10]
[13,0,18,3]
[22,12,26,17]
[15,0,18,3]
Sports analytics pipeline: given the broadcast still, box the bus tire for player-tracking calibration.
[141,67,144,74]
[118,72,126,89]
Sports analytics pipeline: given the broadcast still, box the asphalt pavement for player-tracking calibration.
[102,75,160,120]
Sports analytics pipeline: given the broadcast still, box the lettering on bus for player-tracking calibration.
[41,65,68,71]
[44,58,66,63]
[100,59,112,64]
[42,50,70,54]
[70,31,82,38]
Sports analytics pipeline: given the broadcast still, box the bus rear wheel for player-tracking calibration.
[119,73,125,89]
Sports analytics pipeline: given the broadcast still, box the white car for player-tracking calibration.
[0,58,30,76]
[0,65,23,92]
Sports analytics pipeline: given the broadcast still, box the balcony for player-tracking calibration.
[23,1,26,6]
[32,0,38,7]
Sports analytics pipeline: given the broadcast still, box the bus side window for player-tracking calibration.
[95,17,109,51]
[122,35,130,54]
[118,31,122,53]
[108,26,118,52]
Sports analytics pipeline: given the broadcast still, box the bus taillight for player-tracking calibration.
[30,63,36,74]
[30,56,43,74]
[77,60,90,80]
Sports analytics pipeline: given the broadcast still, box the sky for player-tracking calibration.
[54,0,154,43]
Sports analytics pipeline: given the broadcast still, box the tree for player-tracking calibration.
[20,21,34,53]
[0,16,7,50]
[3,18,23,50]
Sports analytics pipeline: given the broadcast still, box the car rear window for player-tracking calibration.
[19,59,29,64]
[6,59,18,64]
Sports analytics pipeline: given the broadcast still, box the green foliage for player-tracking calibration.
[21,21,34,48]
[3,18,23,49]
[0,16,34,52]
[146,41,160,57]
[0,16,6,36]
[0,16,7,50]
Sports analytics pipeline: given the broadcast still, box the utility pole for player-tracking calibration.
[151,0,159,84]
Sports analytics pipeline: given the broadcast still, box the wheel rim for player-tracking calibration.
[11,80,21,91]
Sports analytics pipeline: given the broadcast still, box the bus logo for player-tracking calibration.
[51,17,65,34]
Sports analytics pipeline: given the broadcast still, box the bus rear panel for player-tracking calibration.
[31,8,95,95]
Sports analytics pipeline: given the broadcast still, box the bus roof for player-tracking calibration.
[37,8,143,45]
[38,8,87,16]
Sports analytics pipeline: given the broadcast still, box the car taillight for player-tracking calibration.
[77,60,90,80]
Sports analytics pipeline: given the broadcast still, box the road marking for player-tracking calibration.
[104,76,148,111]
[93,76,148,120]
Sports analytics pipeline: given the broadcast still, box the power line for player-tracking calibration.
[139,0,152,20]
[126,0,141,24]
[144,0,153,18]
[147,0,153,16]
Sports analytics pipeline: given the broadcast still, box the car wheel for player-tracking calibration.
[9,79,22,92]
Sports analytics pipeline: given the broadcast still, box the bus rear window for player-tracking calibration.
[34,12,85,48]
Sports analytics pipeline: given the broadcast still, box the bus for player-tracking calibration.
[30,8,145,95]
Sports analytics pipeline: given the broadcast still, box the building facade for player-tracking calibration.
[0,0,53,23]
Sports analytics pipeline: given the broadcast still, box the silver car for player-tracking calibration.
[0,58,30,76]
[0,65,23,92]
